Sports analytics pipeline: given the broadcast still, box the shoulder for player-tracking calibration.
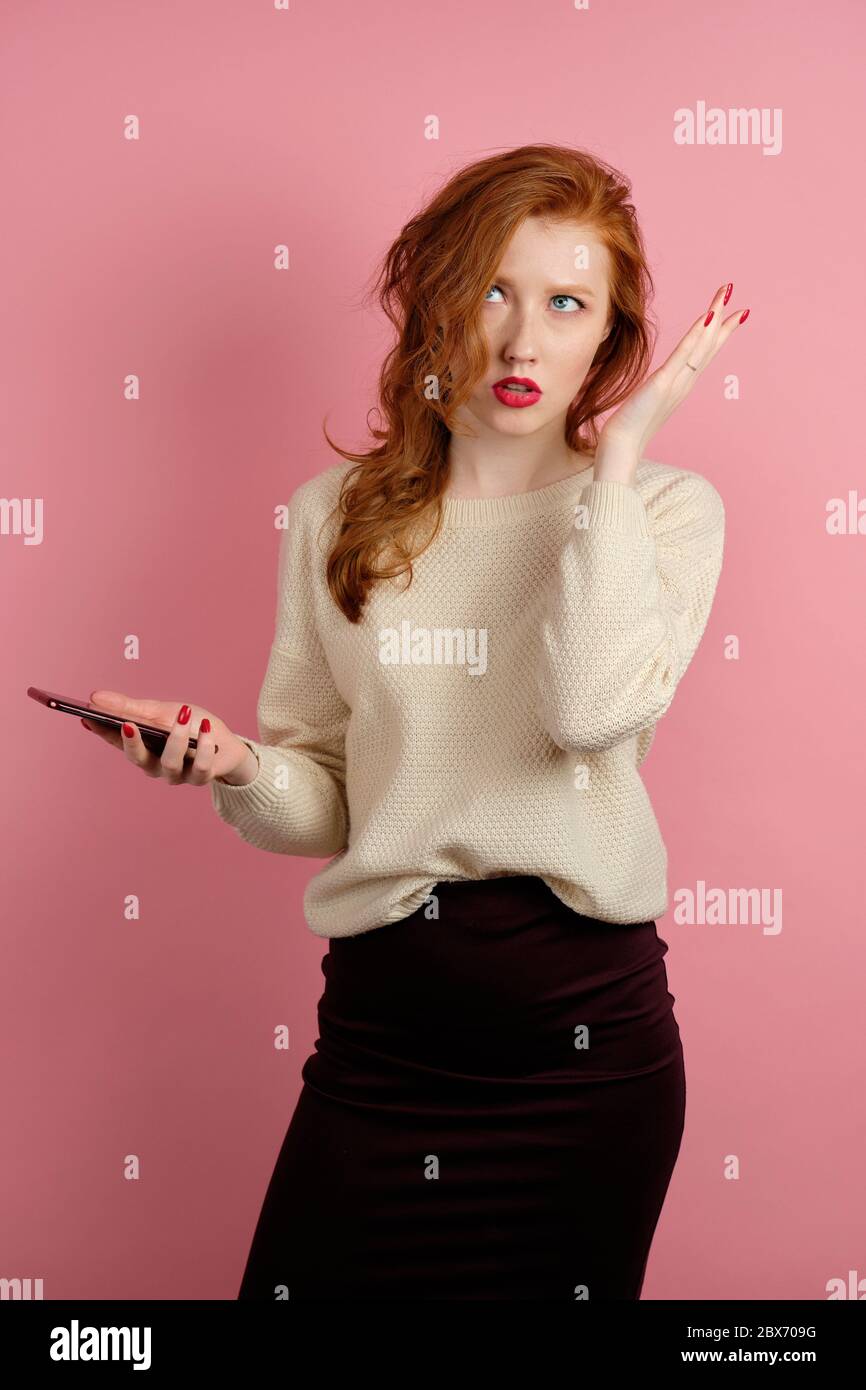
[635,457,725,533]
[290,459,354,519]
[280,462,356,562]
[282,460,360,572]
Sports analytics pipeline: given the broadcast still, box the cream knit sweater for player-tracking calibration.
[211,457,725,938]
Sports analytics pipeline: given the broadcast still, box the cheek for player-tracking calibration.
[555,343,597,391]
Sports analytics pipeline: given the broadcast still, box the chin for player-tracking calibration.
[485,410,554,436]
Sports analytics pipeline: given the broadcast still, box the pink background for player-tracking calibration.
[2,0,864,1300]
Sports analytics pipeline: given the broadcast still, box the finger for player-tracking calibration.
[89,689,168,724]
[662,283,731,382]
[185,717,216,787]
[708,304,749,357]
[159,702,195,785]
[682,299,749,378]
[119,720,162,777]
[81,716,123,750]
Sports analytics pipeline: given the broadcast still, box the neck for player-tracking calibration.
[445,444,596,501]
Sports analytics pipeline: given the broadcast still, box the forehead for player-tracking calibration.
[496,216,610,286]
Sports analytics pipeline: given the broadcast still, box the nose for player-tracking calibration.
[500,309,539,368]
[504,337,538,369]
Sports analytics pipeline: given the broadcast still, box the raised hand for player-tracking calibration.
[594,282,749,481]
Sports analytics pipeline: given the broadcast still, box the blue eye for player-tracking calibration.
[551,294,585,313]
[484,285,586,312]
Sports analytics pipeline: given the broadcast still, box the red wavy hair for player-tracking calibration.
[320,143,657,622]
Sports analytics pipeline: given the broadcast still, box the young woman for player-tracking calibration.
[83,144,742,1300]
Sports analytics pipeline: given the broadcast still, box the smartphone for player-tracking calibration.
[27,687,219,759]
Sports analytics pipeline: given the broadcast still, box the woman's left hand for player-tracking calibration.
[593,282,749,483]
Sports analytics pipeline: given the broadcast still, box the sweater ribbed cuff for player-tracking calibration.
[577,478,652,538]
[210,737,276,814]
[210,738,348,857]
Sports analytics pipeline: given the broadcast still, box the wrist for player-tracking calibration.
[592,437,641,486]
[218,742,260,787]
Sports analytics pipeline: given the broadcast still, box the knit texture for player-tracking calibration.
[211,457,725,937]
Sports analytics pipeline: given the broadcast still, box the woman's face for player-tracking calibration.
[453,215,613,445]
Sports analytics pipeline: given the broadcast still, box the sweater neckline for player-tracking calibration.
[440,465,596,527]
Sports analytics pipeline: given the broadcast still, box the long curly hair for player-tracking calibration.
[320,142,657,622]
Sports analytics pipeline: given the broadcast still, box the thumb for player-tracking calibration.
[89,690,169,723]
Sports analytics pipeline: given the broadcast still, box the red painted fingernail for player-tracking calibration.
[704,310,714,327]
[122,723,135,737]
[81,718,91,730]
[178,704,191,725]
[739,308,750,323]
[200,718,211,734]
[723,283,733,305]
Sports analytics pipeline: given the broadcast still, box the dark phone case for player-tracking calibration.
[27,687,218,758]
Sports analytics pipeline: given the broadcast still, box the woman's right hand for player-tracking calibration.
[81,690,259,787]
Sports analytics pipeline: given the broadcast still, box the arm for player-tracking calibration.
[211,484,350,857]
[535,470,725,754]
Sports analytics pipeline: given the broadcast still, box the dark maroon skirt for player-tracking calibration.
[237,876,686,1301]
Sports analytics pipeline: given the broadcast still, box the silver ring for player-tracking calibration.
[686,362,698,371]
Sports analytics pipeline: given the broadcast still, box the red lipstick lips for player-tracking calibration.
[492,376,542,408]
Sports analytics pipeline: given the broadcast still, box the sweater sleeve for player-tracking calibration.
[535,470,725,754]
[210,484,350,858]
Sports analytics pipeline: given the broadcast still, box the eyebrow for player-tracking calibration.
[492,276,598,298]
